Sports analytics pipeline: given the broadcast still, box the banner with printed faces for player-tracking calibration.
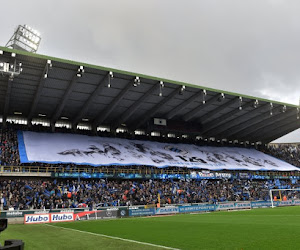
[18,131,299,171]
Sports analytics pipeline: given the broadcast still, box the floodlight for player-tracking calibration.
[44,60,52,79]
[159,81,164,96]
[6,24,41,53]
[270,102,273,116]
[0,59,23,81]
[282,105,287,113]
[0,50,3,55]
[239,96,243,110]
[179,85,185,95]
[11,53,16,57]
[77,66,84,77]
[47,60,52,69]
[202,89,207,104]
[108,71,113,88]
[253,99,259,108]
[133,76,140,87]
[218,93,225,102]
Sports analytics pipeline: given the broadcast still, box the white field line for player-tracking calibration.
[45,224,180,250]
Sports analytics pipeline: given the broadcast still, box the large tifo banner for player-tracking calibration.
[18,131,299,171]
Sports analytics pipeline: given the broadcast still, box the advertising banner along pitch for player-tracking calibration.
[18,131,299,171]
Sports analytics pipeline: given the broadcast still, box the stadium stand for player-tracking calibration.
[0,124,300,211]
[0,46,300,216]
[1,178,300,211]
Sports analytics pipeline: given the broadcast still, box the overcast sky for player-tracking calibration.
[1,0,299,142]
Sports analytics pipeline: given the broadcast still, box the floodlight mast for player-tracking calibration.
[5,24,41,53]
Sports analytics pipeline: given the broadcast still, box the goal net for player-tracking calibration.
[269,189,300,208]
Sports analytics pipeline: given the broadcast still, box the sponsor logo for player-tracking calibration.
[106,211,112,217]
[106,208,118,211]
[24,214,50,224]
[50,213,74,222]
[156,207,179,214]
[6,211,23,217]
[120,210,126,216]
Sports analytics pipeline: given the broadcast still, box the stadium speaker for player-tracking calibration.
[0,219,24,250]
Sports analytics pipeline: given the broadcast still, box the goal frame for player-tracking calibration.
[269,188,300,208]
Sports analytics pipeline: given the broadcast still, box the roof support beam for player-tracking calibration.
[238,109,296,141]
[212,103,270,138]
[28,62,49,120]
[165,90,203,120]
[51,73,79,123]
[3,79,12,124]
[111,83,159,130]
[131,86,182,130]
[93,78,134,126]
[72,73,108,126]
[196,97,240,124]
[223,105,282,139]
[182,93,220,122]
[261,120,300,143]
[202,101,254,136]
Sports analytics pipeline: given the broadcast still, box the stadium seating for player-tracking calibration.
[1,178,299,211]
[1,124,300,211]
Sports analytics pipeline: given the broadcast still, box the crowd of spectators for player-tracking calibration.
[0,178,299,211]
[0,127,20,166]
[262,144,300,167]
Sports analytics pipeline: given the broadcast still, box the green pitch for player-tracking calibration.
[2,206,300,249]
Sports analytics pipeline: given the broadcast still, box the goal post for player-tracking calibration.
[269,188,300,208]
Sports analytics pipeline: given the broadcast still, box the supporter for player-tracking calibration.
[262,144,300,167]
[0,178,299,211]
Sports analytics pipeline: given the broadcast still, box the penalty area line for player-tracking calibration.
[45,224,180,250]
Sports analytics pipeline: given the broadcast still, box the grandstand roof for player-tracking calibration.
[0,46,299,144]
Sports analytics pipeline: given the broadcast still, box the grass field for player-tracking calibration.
[2,206,300,249]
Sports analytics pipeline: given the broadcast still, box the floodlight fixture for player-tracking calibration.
[179,85,185,95]
[0,50,3,55]
[44,60,52,79]
[108,71,113,88]
[6,24,41,53]
[133,76,140,87]
[47,60,52,69]
[218,93,225,102]
[202,89,207,104]
[159,81,164,97]
[77,66,84,77]
[239,96,243,110]
[282,105,287,113]
[0,59,23,81]
[253,99,259,108]
[270,102,273,116]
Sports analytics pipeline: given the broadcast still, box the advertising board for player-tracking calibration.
[75,209,118,221]
[24,213,50,224]
[129,208,155,217]
[50,212,74,223]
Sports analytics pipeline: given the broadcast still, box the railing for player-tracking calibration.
[0,165,190,175]
[1,165,300,177]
